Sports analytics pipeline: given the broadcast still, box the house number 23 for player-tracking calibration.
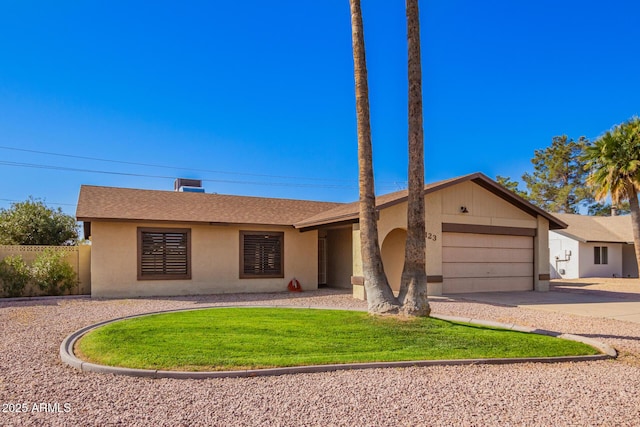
[427,232,437,241]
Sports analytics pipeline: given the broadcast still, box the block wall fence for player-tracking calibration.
[0,245,91,296]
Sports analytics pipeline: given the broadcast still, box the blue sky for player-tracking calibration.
[1,1,639,216]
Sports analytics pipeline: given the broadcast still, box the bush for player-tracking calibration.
[0,255,31,297]
[30,249,78,296]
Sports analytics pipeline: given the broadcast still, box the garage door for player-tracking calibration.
[442,232,533,293]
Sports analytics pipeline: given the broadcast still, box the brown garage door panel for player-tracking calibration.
[443,233,533,249]
[443,277,533,293]
[442,232,534,293]
[442,247,532,263]
[443,262,533,278]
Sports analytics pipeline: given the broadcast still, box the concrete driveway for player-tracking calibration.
[448,278,640,324]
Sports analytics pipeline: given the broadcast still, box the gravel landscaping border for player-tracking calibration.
[2,286,640,426]
[60,306,616,379]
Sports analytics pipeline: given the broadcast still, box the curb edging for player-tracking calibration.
[60,306,617,379]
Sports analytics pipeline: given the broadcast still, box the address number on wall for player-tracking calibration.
[426,232,437,242]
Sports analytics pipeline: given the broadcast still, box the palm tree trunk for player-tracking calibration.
[397,0,430,316]
[626,183,640,274]
[349,0,399,314]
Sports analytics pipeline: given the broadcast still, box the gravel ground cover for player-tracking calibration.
[1,286,640,426]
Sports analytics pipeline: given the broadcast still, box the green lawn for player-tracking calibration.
[76,308,599,371]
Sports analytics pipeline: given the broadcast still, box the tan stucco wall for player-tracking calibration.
[376,198,436,293]
[380,228,406,292]
[352,180,549,296]
[327,227,352,289]
[534,215,550,291]
[425,192,443,285]
[352,224,363,277]
[91,221,318,298]
[438,181,537,228]
[376,193,443,289]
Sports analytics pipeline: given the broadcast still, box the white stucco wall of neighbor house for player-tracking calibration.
[549,232,580,279]
[579,242,623,278]
[550,231,629,279]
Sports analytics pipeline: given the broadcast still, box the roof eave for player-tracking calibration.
[294,213,359,230]
[76,216,296,228]
[551,230,588,243]
[406,172,570,230]
[297,218,359,232]
[296,172,568,230]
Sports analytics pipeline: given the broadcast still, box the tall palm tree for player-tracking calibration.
[349,0,399,314]
[584,116,640,270]
[397,0,430,316]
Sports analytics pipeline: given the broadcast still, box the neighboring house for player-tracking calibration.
[76,173,566,298]
[549,213,639,279]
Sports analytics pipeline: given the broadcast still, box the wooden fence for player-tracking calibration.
[0,245,91,296]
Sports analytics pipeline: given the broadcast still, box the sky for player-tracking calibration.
[1,0,639,217]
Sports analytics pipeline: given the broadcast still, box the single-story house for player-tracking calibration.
[549,213,639,279]
[76,172,566,298]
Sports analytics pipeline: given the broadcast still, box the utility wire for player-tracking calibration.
[0,198,76,207]
[0,145,407,185]
[0,160,362,189]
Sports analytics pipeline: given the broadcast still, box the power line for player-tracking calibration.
[0,144,403,185]
[0,160,361,189]
[0,198,76,207]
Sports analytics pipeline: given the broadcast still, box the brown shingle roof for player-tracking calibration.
[294,173,567,230]
[76,185,343,226]
[552,213,634,243]
[76,173,567,231]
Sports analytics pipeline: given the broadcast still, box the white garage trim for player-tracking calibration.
[442,230,534,293]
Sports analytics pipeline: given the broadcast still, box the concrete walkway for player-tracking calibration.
[450,281,640,324]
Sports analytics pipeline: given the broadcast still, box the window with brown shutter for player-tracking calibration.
[240,231,284,278]
[138,228,191,280]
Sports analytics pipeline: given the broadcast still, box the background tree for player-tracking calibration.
[495,175,530,200]
[587,201,631,216]
[522,135,594,213]
[398,0,430,317]
[0,197,78,246]
[349,0,399,314]
[584,116,640,269]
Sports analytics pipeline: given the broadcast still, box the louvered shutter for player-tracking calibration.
[138,228,191,280]
[240,232,284,278]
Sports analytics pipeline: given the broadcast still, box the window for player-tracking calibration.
[594,246,608,265]
[240,231,284,278]
[138,228,191,280]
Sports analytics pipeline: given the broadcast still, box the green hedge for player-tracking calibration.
[0,249,78,297]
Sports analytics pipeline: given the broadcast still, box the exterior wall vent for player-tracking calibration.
[174,178,204,193]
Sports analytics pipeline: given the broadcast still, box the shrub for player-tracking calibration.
[0,255,31,297]
[30,249,78,296]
